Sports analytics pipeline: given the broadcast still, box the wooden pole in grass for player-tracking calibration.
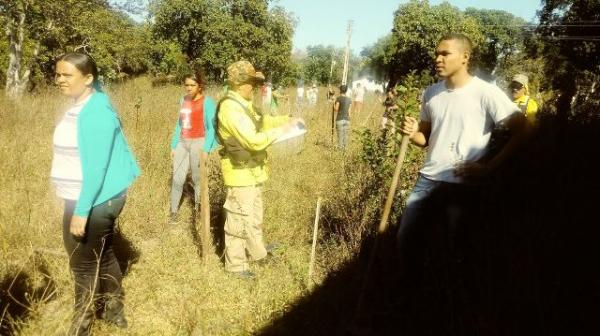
[331,103,336,145]
[351,134,410,330]
[308,197,322,289]
[199,153,211,262]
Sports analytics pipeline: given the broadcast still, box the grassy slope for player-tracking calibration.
[0,79,382,335]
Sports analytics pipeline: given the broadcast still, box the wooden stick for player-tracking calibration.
[308,197,322,289]
[351,135,410,330]
[199,153,211,262]
[377,135,410,233]
[331,103,335,145]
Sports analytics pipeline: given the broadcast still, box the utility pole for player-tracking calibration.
[341,20,353,86]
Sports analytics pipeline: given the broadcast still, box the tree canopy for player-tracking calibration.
[297,45,363,85]
[0,0,149,97]
[537,0,600,118]
[464,8,529,81]
[2,0,597,119]
[361,0,534,87]
[149,0,296,83]
[367,0,484,86]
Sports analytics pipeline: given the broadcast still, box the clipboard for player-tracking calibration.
[273,122,307,144]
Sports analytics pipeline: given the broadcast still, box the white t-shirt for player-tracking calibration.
[420,76,520,183]
[353,86,365,102]
[264,86,272,104]
[50,95,91,200]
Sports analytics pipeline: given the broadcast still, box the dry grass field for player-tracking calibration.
[0,78,386,335]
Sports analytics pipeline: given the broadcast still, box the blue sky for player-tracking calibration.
[274,0,543,53]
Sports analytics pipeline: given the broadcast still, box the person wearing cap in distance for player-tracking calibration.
[510,74,539,125]
[307,83,318,107]
[216,60,305,279]
[270,84,287,116]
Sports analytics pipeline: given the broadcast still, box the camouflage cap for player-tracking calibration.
[227,60,265,87]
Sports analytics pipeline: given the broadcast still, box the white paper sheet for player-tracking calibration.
[273,122,307,144]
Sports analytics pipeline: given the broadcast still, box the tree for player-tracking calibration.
[293,44,365,87]
[362,1,536,88]
[300,45,342,85]
[150,0,296,83]
[388,0,483,85]
[537,0,600,119]
[360,35,395,83]
[361,0,484,87]
[0,0,149,98]
[72,9,150,80]
[464,8,529,81]
[1,0,106,98]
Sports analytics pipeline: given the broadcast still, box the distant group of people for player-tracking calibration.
[293,82,319,109]
[50,31,540,335]
[256,80,319,116]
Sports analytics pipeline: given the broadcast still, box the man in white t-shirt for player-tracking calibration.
[296,84,304,105]
[352,83,365,114]
[396,33,527,260]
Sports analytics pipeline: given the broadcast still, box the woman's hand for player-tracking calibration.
[171,149,175,159]
[70,215,88,237]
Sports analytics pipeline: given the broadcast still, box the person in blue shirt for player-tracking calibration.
[51,52,140,335]
[169,70,218,224]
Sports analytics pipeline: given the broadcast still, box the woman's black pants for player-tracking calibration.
[62,192,126,335]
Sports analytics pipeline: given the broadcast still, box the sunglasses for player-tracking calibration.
[509,82,524,91]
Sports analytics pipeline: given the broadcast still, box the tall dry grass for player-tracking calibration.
[0,79,387,335]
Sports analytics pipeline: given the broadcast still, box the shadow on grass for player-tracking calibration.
[257,115,600,336]
[0,255,56,336]
[112,228,140,276]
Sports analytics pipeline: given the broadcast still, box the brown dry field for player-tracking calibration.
[0,78,385,335]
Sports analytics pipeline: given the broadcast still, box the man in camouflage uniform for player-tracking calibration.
[216,60,302,278]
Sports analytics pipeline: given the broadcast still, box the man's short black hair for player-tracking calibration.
[438,33,473,54]
[339,84,348,93]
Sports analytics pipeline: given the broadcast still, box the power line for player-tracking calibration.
[475,23,600,28]
[541,36,600,41]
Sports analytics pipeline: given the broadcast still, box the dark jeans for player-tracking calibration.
[62,191,126,334]
[336,120,350,149]
[396,175,479,275]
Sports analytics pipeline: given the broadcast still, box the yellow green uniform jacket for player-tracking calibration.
[514,95,539,124]
[217,91,288,186]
